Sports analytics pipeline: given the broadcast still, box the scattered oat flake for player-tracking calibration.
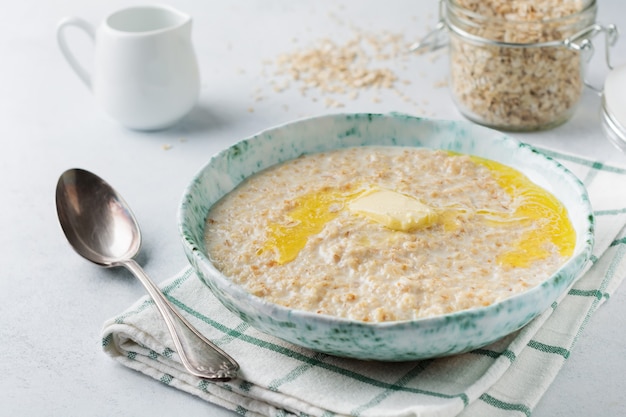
[162,144,172,150]
[324,97,344,108]
[266,29,413,104]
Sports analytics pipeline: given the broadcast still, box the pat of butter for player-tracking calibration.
[348,188,436,231]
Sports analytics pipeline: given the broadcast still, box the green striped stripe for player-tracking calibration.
[471,348,499,359]
[162,268,193,295]
[168,296,245,339]
[527,340,570,359]
[114,298,154,324]
[471,348,516,362]
[583,163,600,185]
[480,393,531,416]
[198,379,209,393]
[536,148,626,174]
[213,321,251,347]
[239,380,253,392]
[222,382,233,392]
[160,373,174,385]
[350,360,445,416]
[102,333,112,347]
[268,352,328,392]
[568,288,607,301]
[596,244,626,298]
[162,347,174,359]
[574,243,626,343]
[611,236,626,246]
[596,208,626,216]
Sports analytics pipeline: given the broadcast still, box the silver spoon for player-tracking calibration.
[55,168,239,381]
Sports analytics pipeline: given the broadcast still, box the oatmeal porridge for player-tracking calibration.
[204,147,575,322]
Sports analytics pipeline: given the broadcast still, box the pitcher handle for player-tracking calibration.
[56,17,95,90]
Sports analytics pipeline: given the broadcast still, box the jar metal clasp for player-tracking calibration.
[409,21,448,54]
[409,0,448,53]
[564,23,620,93]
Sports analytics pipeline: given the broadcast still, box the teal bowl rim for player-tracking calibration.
[177,113,595,359]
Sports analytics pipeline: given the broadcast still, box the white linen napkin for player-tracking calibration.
[102,148,626,417]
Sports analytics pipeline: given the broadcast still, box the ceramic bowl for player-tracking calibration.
[178,113,594,361]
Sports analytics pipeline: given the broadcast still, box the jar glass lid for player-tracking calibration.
[603,65,626,150]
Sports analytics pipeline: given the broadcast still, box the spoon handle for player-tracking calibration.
[122,259,239,381]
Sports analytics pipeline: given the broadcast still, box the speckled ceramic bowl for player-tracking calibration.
[178,113,594,361]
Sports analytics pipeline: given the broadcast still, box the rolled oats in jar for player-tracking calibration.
[422,0,603,131]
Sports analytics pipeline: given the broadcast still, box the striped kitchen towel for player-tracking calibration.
[102,149,626,417]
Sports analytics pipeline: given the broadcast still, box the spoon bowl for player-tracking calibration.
[56,168,239,380]
[56,168,140,266]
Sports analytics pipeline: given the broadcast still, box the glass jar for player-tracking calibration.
[602,65,626,151]
[415,0,617,131]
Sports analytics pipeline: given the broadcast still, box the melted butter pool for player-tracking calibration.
[471,156,576,268]
[262,153,575,268]
[261,188,361,264]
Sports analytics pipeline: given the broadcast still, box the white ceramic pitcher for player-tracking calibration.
[57,5,200,131]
